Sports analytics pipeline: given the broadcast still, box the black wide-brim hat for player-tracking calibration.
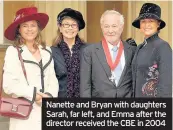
[132,3,166,29]
[57,8,85,30]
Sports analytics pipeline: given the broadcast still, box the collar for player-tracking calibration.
[107,40,120,50]
[19,44,44,50]
[143,32,159,46]
[18,44,52,68]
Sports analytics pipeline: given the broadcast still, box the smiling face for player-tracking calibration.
[140,18,160,38]
[101,13,124,45]
[59,17,79,41]
[19,20,39,43]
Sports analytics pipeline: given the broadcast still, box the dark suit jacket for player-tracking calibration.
[80,41,136,98]
[51,43,87,97]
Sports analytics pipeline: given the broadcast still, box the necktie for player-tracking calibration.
[112,45,118,61]
[111,45,122,85]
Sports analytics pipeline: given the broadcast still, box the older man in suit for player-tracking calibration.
[80,10,136,98]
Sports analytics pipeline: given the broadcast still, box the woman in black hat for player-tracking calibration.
[51,8,87,98]
[132,3,172,97]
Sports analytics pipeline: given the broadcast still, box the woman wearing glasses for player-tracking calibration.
[51,8,86,98]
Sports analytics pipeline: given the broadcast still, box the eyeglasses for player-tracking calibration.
[61,23,78,29]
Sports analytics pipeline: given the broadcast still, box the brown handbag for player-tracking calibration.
[0,47,33,119]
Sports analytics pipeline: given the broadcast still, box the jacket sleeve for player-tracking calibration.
[3,46,36,102]
[157,43,172,97]
[80,46,92,97]
[44,47,59,97]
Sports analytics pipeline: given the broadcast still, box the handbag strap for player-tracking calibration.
[0,47,29,98]
[0,67,4,98]
[16,47,29,85]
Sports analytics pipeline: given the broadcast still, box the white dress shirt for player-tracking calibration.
[107,41,125,85]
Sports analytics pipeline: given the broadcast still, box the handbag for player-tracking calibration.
[0,47,33,119]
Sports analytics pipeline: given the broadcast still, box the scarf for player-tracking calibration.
[59,36,84,98]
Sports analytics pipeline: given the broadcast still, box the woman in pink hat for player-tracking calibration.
[3,7,59,130]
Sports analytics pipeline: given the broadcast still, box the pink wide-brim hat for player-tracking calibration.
[4,7,49,41]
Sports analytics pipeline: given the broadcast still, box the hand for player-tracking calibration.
[35,99,42,106]
[35,93,42,101]
[37,92,51,98]
[35,94,42,106]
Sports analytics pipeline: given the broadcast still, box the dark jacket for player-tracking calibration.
[51,41,87,97]
[80,41,136,98]
[132,33,172,97]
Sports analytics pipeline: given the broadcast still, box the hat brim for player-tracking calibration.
[132,13,166,29]
[61,15,85,30]
[4,13,49,41]
[58,9,85,30]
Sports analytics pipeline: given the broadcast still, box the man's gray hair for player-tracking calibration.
[100,10,124,25]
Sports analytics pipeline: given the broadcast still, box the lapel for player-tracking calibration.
[55,46,67,72]
[131,44,143,96]
[132,44,143,78]
[56,47,66,66]
[95,43,116,86]
[21,45,38,63]
[39,46,52,69]
[117,42,131,87]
